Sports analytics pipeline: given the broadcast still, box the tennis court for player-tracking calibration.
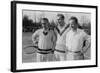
[22,32,37,63]
[22,32,91,63]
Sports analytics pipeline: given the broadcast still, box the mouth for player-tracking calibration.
[71,25,74,28]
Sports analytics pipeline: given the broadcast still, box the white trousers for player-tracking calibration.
[66,52,84,60]
[36,53,56,62]
[54,51,67,61]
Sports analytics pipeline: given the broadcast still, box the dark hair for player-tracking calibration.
[57,14,65,19]
[41,18,49,22]
[69,16,78,24]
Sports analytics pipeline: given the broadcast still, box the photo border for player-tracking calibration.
[11,1,98,72]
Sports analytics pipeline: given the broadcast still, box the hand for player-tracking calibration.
[33,41,38,46]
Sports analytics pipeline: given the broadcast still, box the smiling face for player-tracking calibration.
[69,17,78,31]
[41,18,49,29]
[57,16,64,25]
[57,14,65,27]
[69,19,78,30]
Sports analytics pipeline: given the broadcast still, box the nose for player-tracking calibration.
[71,24,74,26]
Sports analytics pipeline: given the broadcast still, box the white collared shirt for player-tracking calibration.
[66,29,89,52]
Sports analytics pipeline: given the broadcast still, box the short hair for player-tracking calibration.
[69,16,78,24]
[41,18,49,22]
[57,14,65,19]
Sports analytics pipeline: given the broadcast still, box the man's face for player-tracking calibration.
[41,20,48,29]
[69,19,78,30]
[57,16,64,25]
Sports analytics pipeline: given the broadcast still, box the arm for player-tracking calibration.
[81,34,91,53]
[51,30,57,50]
[32,30,40,46]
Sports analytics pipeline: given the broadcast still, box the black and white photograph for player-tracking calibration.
[22,10,91,63]
[11,1,97,72]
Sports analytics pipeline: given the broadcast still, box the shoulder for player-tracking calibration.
[65,24,71,31]
[32,29,43,36]
[49,29,57,37]
[65,24,70,29]
[78,29,90,38]
[77,29,85,34]
[55,25,59,31]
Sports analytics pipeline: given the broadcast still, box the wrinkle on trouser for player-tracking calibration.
[36,53,56,62]
[66,52,84,60]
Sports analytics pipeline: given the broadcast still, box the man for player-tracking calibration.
[66,16,90,60]
[32,18,57,62]
[54,14,70,61]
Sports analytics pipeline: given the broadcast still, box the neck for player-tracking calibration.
[44,27,49,31]
[72,28,77,32]
[59,22,65,28]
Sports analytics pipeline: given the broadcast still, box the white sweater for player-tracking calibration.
[55,25,70,51]
[32,29,57,49]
